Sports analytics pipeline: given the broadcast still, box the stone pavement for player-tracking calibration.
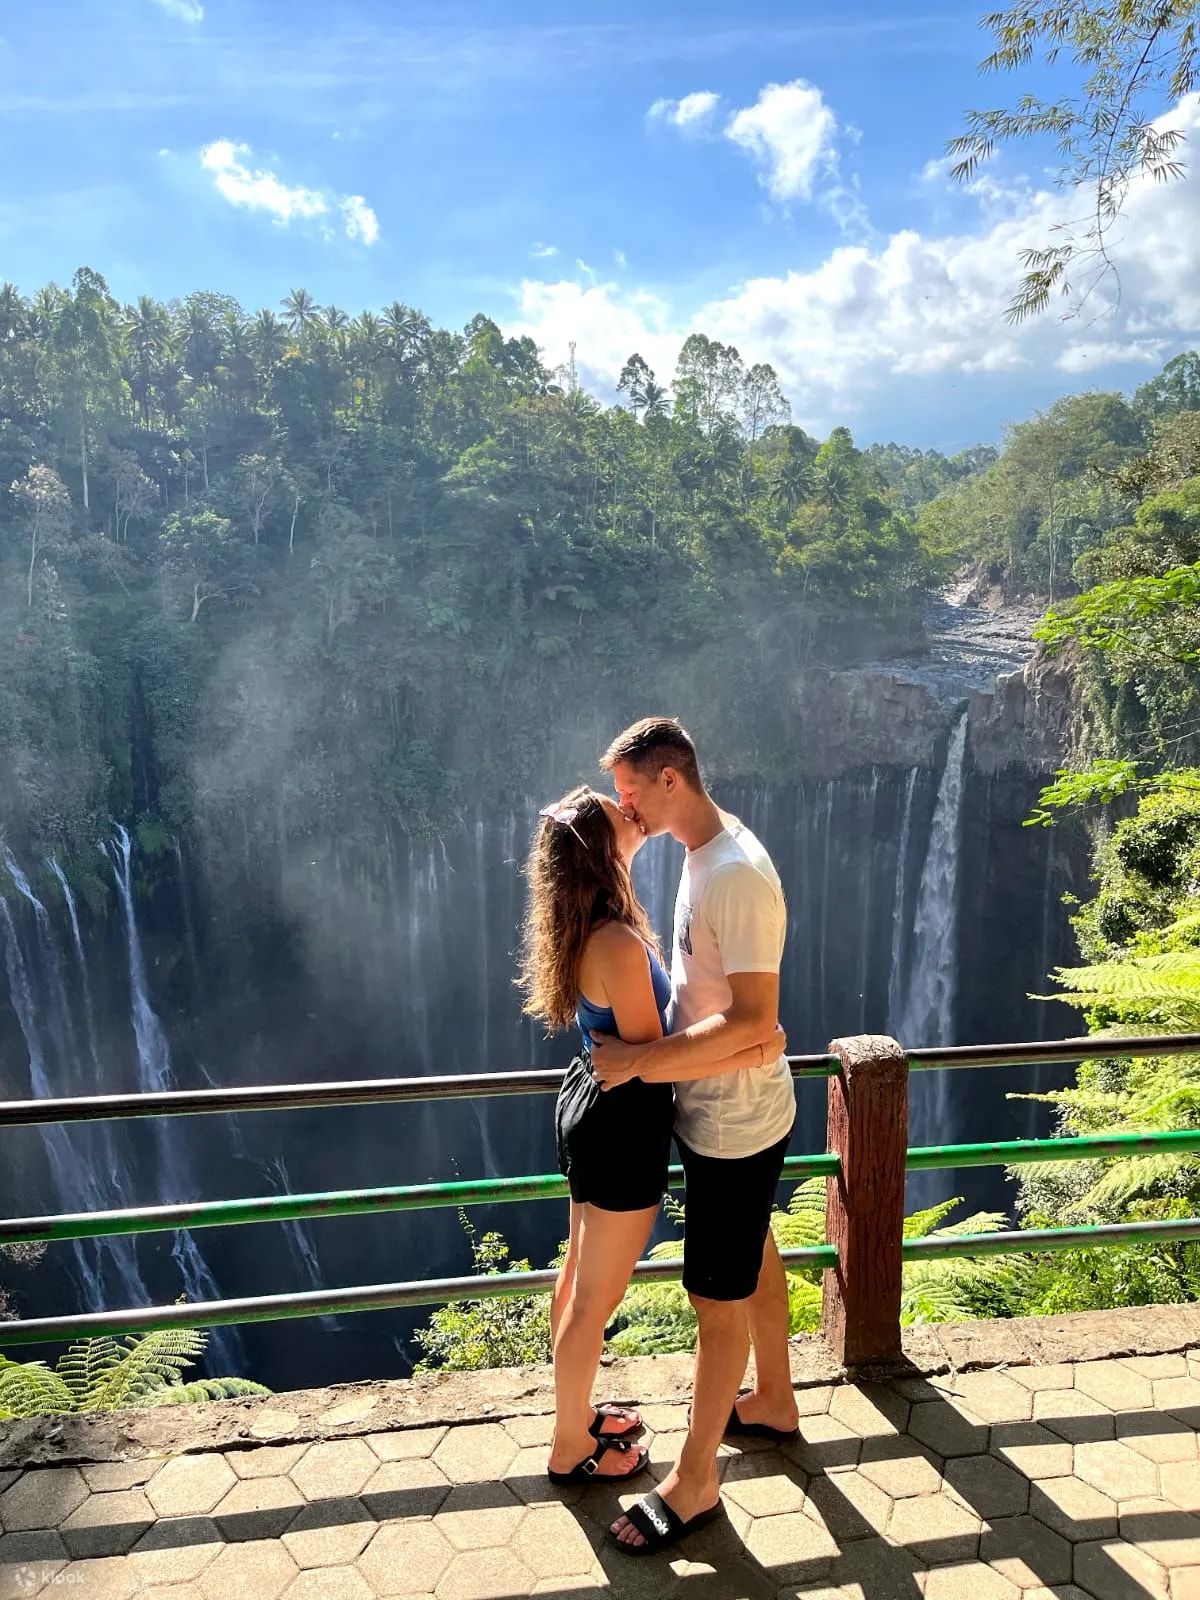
[2,1308,1200,1600]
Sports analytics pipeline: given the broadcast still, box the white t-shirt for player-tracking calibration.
[670,810,796,1159]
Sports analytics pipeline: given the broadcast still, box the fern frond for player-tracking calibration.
[142,1377,273,1405]
[81,1329,208,1412]
[904,1198,965,1239]
[0,1356,76,1418]
[56,1337,125,1404]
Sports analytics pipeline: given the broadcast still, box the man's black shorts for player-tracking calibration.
[678,1128,793,1301]
[555,1052,674,1213]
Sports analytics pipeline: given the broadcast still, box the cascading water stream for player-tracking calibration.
[887,768,919,1031]
[894,712,970,1199]
[105,825,245,1373]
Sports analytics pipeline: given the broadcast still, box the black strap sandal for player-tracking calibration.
[547,1435,649,1486]
[610,1489,726,1557]
[588,1403,642,1439]
[725,1389,800,1442]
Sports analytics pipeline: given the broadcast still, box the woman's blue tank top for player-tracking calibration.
[576,941,671,1052]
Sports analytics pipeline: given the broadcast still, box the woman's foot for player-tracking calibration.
[549,1432,647,1480]
[609,1466,720,1548]
[589,1403,642,1438]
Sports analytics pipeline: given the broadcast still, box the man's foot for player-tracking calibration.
[610,1466,720,1548]
[730,1387,800,1436]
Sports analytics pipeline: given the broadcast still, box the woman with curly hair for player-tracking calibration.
[517,785,779,1486]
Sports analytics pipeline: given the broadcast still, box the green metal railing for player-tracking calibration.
[1,1031,1199,1348]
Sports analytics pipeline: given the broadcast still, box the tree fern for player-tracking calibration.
[0,1330,270,1419]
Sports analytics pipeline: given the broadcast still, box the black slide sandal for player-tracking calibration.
[547,1436,649,1486]
[686,1390,801,1443]
[610,1489,725,1557]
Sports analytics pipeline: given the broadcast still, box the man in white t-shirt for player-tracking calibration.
[590,716,799,1555]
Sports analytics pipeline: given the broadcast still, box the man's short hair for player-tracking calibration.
[602,716,703,789]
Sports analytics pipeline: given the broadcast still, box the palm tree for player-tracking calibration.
[382,302,430,361]
[121,296,172,427]
[281,287,320,334]
[640,380,669,421]
[773,456,815,517]
[252,309,288,373]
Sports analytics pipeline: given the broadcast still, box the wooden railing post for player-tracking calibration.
[820,1033,909,1368]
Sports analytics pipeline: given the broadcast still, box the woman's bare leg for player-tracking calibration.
[549,1201,658,1478]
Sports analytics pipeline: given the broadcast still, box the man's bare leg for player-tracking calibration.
[610,1295,746,1547]
[736,1231,800,1431]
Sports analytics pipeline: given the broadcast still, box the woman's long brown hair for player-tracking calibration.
[516,785,659,1031]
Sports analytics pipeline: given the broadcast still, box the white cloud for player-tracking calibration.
[648,91,720,132]
[339,194,380,245]
[198,140,379,245]
[510,94,1200,433]
[531,242,559,259]
[725,79,838,203]
[614,248,628,270]
[153,0,203,20]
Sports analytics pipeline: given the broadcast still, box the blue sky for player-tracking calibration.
[3,0,1200,449]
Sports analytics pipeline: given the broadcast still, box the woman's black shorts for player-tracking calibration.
[555,1051,673,1213]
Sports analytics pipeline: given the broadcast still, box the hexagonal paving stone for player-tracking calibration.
[501,1414,554,1448]
[785,1413,862,1474]
[434,1482,528,1551]
[0,1467,89,1531]
[1029,1476,1118,1541]
[944,1454,1029,1519]
[359,1520,455,1595]
[1116,1496,1200,1568]
[289,1439,378,1501]
[0,1471,17,1496]
[1008,1363,1077,1392]
[1153,1376,1200,1420]
[857,1437,944,1499]
[1032,1389,1116,1445]
[743,1507,839,1581]
[128,1514,224,1585]
[822,1532,923,1595]
[1022,1589,1093,1600]
[229,1444,310,1480]
[435,1548,536,1600]
[1119,1354,1190,1380]
[364,1426,448,1462]
[1075,1360,1155,1414]
[979,1513,1073,1588]
[58,1488,156,1558]
[432,1425,518,1486]
[720,1454,807,1518]
[504,1446,583,1508]
[0,1529,68,1599]
[280,1496,376,1568]
[1074,1440,1160,1502]
[908,1401,989,1460]
[990,1421,1075,1481]
[827,1383,909,1439]
[147,1453,238,1517]
[803,1467,892,1542]
[1160,1460,1200,1512]
[1171,1568,1200,1600]
[282,1565,375,1600]
[47,1555,142,1598]
[80,1460,158,1491]
[923,1561,1022,1600]
[137,1583,209,1600]
[512,1504,597,1579]
[939,1372,1034,1425]
[360,1456,451,1519]
[1114,1410,1198,1465]
[886,1493,981,1564]
[1073,1538,1170,1600]
[210,1474,306,1541]
[196,1537,301,1600]
[795,1385,836,1417]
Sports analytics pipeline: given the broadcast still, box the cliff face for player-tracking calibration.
[788,589,1073,781]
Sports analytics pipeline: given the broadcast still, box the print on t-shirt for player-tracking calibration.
[677,903,692,957]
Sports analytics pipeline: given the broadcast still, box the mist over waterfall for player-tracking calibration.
[0,737,1080,1389]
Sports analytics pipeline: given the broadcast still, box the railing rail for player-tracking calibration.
[2,1029,1199,1362]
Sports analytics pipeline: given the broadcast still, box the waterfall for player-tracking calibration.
[895,712,970,1182]
[0,897,111,1309]
[44,858,101,1073]
[259,1156,341,1332]
[886,768,919,1031]
[105,826,245,1373]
